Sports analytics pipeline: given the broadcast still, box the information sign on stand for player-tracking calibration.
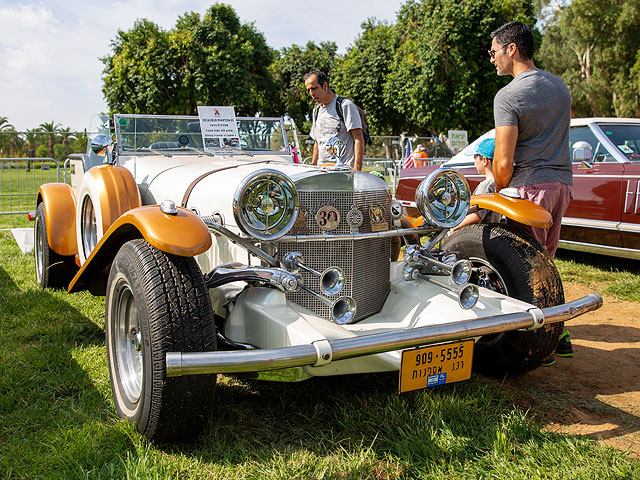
[197,106,240,155]
[447,130,468,152]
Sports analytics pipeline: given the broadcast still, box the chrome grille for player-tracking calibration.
[276,188,391,322]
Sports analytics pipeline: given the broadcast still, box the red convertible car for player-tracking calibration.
[397,118,640,259]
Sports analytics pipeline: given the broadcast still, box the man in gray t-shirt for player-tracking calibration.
[304,70,364,170]
[489,21,572,259]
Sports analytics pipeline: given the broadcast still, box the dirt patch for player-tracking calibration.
[494,283,640,456]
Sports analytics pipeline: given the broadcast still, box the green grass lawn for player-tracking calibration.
[0,221,638,479]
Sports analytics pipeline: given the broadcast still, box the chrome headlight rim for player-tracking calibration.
[233,169,299,241]
[415,168,470,228]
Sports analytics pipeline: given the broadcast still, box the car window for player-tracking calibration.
[569,125,617,163]
[596,124,640,162]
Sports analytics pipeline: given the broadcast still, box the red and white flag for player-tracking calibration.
[402,139,415,169]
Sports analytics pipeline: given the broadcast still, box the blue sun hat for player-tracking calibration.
[475,138,495,160]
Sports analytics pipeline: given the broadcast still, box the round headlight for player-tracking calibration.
[233,169,299,241]
[415,168,470,228]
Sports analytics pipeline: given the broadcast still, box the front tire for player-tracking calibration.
[442,223,564,375]
[106,239,217,442]
[34,202,76,289]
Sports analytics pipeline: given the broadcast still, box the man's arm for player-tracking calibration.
[311,141,319,165]
[493,125,518,191]
[350,128,364,171]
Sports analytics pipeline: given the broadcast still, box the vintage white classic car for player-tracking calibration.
[35,113,602,443]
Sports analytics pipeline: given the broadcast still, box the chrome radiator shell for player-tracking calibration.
[275,186,392,322]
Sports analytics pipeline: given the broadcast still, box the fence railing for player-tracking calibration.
[0,158,60,215]
[296,135,453,161]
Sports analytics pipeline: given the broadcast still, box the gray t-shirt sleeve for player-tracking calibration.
[341,100,363,132]
[494,89,518,127]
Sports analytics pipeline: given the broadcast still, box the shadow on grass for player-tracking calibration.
[556,249,640,274]
[159,368,565,473]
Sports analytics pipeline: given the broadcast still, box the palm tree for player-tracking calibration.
[0,116,15,156]
[59,126,76,146]
[38,121,62,159]
[24,129,40,158]
[3,128,24,157]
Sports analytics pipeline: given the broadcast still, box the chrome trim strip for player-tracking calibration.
[561,217,640,233]
[621,222,640,233]
[165,294,603,376]
[279,226,437,242]
[561,217,619,230]
[558,240,640,259]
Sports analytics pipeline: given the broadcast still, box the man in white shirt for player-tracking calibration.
[304,70,364,170]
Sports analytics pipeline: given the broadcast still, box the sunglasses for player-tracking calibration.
[488,43,511,59]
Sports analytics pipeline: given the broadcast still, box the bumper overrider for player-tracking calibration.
[166,293,602,377]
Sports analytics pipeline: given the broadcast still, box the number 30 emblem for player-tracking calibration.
[315,205,341,231]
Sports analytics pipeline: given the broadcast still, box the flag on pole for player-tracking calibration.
[402,139,415,169]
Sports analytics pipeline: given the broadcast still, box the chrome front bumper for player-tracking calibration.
[165,293,602,377]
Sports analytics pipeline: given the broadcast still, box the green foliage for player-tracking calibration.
[539,0,640,117]
[53,143,73,162]
[270,41,338,130]
[36,144,49,158]
[102,4,277,117]
[384,0,537,139]
[332,19,401,135]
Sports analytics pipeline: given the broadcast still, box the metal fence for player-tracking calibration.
[0,158,60,215]
[296,135,453,161]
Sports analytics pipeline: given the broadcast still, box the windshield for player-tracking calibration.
[597,123,640,161]
[114,115,290,155]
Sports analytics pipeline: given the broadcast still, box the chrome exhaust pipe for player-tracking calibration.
[402,264,479,310]
[283,252,346,296]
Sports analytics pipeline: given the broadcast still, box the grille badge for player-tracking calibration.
[369,204,389,232]
[346,205,363,233]
[315,205,341,231]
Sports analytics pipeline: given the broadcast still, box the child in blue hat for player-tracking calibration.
[454,138,501,230]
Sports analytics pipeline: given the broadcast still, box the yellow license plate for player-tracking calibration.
[399,339,474,393]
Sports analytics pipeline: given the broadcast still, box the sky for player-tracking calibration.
[0,0,404,132]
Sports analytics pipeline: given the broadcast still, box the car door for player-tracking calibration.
[563,124,624,249]
[609,124,640,251]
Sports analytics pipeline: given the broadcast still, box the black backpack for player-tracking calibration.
[313,96,372,146]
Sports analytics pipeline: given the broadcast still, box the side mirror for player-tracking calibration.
[90,134,114,164]
[572,141,593,168]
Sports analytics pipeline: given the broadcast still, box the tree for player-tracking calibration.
[270,41,338,130]
[38,121,62,159]
[383,0,537,138]
[539,0,640,117]
[24,130,40,158]
[0,116,14,157]
[53,143,73,162]
[102,4,277,116]
[332,20,402,136]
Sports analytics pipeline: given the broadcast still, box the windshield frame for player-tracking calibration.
[113,114,291,157]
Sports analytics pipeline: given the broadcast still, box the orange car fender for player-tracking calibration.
[402,193,552,229]
[75,165,142,263]
[68,205,213,294]
[471,193,552,229]
[37,183,77,256]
